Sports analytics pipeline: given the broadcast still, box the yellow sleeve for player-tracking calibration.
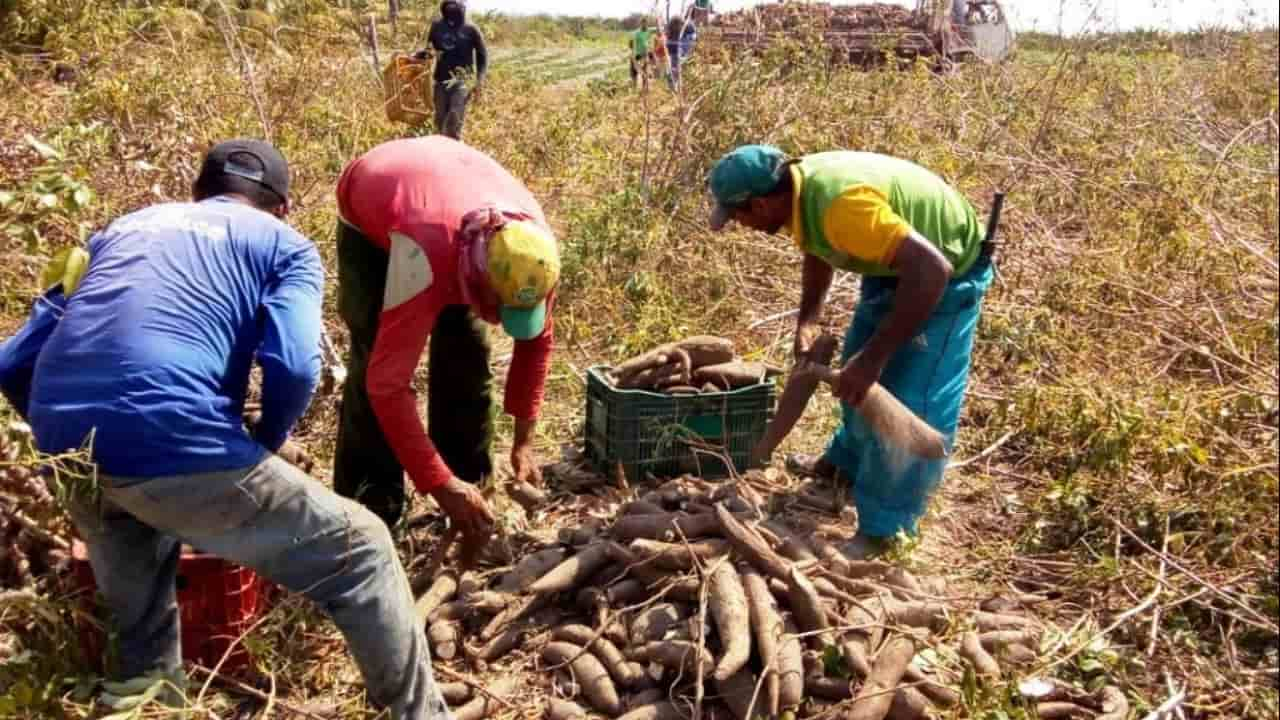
[822,185,912,266]
[40,246,90,295]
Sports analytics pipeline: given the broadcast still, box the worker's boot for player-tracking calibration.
[100,670,189,711]
[838,532,897,561]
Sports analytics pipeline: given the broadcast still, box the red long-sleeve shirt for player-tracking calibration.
[336,137,554,493]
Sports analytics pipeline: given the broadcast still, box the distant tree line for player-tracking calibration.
[1018,26,1278,57]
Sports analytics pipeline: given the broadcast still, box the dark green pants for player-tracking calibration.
[333,220,494,529]
[433,81,469,140]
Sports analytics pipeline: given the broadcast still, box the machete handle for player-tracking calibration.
[983,191,1006,248]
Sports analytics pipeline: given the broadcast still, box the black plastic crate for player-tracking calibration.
[584,365,776,483]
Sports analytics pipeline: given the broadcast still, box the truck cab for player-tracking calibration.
[944,0,1015,63]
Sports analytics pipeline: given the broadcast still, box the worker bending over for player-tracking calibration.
[333,136,558,536]
[708,145,995,555]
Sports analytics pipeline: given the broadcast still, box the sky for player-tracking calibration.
[463,0,1279,33]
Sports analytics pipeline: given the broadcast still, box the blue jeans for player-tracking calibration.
[666,42,680,88]
[667,40,693,89]
[67,455,451,719]
[826,256,994,538]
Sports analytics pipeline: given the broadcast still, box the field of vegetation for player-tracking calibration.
[0,1,1276,718]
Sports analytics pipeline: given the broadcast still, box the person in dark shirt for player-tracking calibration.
[414,0,487,140]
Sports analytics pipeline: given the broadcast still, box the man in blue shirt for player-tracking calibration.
[666,11,697,90]
[9,140,452,718]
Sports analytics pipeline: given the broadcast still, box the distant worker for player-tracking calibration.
[666,12,698,90]
[0,140,454,717]
[692,0,712,23]
[707,146,995,556]
[952,0,969,26]
[652,26,670,81]
[413,0,487,140]
[629,21,654,90]
[333,136,559,535]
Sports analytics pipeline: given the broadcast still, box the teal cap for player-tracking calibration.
[501,301,548,341]
[708,144,788,230]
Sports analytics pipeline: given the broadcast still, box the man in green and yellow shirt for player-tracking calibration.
[708,145,995,549]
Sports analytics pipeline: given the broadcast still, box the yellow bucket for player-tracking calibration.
[383,53,432,125]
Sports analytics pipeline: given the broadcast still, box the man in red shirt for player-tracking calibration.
[334,136,558,541]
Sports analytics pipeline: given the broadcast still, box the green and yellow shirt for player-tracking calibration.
[630,29,653,58]
[787,152,983,277]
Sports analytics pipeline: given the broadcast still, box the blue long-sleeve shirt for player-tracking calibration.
[27,197,324,480]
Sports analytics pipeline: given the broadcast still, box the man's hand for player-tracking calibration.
[470,82,483,103]
[276,438,315,475]
[508,442,545,512]
[430,477,495,549]
[507,418,545,511]
[793,321,821,365]
[834,351,887,408]
[245,410,314,474]
[511,418,541,486]
[511,443,542,487]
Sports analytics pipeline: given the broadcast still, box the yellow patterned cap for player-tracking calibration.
[487,220,560,340]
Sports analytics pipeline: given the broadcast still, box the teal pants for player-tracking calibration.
[826,255,994,538]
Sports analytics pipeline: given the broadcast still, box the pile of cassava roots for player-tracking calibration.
[415,475,1129,720]
[0,424,71,590]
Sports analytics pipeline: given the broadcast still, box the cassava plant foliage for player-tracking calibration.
[0,3,1276,717]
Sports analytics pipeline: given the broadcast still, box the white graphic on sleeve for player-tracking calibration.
[384,232,433,311]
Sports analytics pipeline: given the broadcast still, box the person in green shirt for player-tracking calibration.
[708,145,996,554]
[629,25,653,90]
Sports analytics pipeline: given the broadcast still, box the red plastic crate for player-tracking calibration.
[71,541,270,673]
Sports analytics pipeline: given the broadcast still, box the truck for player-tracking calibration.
[701,0,1015,68]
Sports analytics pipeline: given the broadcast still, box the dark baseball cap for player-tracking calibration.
[198,139,290,201]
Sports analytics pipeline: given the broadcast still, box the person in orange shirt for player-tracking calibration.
[652,26,670,81]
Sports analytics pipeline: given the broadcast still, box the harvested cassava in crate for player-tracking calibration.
[584,366,775,482]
